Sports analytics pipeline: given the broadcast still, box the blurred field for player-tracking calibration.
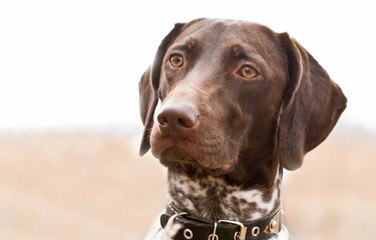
[0,129,375,239]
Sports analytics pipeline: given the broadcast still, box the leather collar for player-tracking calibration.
[160,203,282,240]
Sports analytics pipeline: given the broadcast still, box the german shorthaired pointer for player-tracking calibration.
[139,18,347,240]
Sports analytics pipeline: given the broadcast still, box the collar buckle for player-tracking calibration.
[264,208,282,234]
[218,219,247,240]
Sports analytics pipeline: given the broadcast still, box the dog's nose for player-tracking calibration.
[157,103,198,132]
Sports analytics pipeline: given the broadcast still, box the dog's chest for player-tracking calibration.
[167,172,280,221]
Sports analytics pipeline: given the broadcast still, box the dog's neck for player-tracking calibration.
[167,166,282,222]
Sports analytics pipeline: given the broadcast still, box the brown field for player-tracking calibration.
[0,129,375,239]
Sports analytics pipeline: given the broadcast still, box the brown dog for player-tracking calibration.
[140,18,347,240]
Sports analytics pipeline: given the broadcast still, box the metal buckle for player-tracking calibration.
[264,209,282,234]
[164,212,188,239]
[208,221,219,240]
[218,220,247,240]
[169,212,188,221]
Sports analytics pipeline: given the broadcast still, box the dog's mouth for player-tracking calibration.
[152,137,236,174]
[159,147,198,168]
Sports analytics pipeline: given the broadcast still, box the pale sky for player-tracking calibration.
[0,0,375,133]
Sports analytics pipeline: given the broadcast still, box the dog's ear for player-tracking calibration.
[276,33,347,170]
[139,23,186,156]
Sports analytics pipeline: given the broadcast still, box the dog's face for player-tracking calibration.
[150,20,287,173]
[140,19,346,180]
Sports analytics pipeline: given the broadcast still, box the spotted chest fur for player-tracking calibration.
[167,168,282,222]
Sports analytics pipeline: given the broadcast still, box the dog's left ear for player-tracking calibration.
[139,23,186,156]
[276,33,347,170]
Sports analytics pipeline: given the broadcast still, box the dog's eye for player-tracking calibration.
[169,54,184,68]
[237,65,259,79]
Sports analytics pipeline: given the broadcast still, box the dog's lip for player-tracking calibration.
[158,146,199,166]
[151,135,190,158]
[155,144,236,174]
[151,134,236,173]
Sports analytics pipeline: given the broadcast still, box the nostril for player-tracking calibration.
[157,115,169,126]
[178,116,197,128]
[178,118,186,127]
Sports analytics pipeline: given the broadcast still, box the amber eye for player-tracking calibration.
[169,54,184,68]
[237,65,259,79]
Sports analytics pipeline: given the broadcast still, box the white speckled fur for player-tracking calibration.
[145,168,289,239]
[166,168,282,221]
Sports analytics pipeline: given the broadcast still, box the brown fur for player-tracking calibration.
[139,18,346,222]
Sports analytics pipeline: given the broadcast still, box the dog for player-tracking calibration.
[139,18,347,240]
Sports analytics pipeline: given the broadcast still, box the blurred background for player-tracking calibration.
[0,0,375,239]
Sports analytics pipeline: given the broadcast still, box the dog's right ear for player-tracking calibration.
[139,23,186,156]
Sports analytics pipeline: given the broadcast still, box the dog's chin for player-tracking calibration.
[159,147,197,168]
[158,147,235,175]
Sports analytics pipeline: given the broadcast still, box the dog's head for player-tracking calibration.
[139,18,346,179]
